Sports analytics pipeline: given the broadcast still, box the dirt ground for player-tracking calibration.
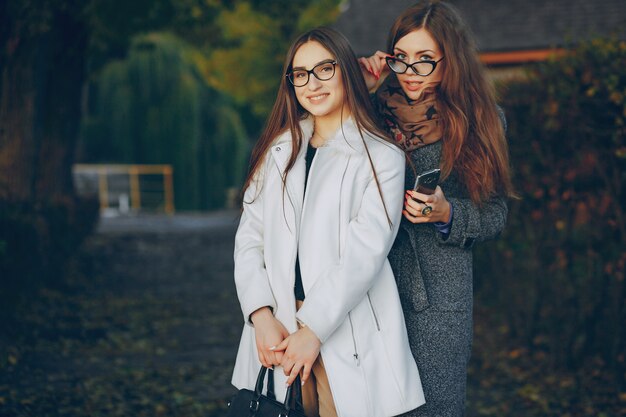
[0,212,622,416]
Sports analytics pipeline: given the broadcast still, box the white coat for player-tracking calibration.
[231,116,425,417]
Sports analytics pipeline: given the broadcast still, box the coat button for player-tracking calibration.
[275,146,281,152]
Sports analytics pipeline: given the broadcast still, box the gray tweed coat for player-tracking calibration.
[390,141,508,417]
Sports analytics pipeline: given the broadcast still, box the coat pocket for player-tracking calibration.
[366,292,381,331]
[404,264,430,313]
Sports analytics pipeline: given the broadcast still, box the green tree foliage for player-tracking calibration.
[209,0,341,116]
[0,0,237,304]
[81,32,248,210]
[86,0,232,70]
[475,38,626,384]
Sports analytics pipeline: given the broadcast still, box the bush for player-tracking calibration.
[475,38,626,383]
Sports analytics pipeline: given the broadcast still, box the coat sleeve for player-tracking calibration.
[435,195,508,249]
[295,146,405,343]
[233,156,277,326]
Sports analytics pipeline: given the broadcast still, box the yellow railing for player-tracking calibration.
[73,164,175,215]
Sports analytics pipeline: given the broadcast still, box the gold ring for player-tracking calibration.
[421,205,433,216]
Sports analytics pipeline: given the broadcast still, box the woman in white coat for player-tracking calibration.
[231,27,424,417]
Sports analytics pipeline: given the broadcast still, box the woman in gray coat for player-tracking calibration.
[360,2,516,416]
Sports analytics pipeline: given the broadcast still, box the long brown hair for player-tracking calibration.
[242,27,394,223]
[387,1,515,203]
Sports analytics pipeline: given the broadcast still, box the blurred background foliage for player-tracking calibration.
[79,0,340,209]
[209,0,340,115]
[79,32,248,210]
[0,0,341,306]
[475,37,626,393]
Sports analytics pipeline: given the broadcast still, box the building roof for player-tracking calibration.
[334,0,626,57]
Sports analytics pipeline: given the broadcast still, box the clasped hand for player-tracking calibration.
[251,307,289,368]
[251,307,321,386]
[271,326,321,386]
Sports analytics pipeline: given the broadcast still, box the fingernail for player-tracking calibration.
[301,379,306,386]
[269,346,276,351]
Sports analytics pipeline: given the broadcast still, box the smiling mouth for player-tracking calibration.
[308,93,329,102]
[403,81,423,91]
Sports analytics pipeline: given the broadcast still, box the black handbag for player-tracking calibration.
[227,366,306,417]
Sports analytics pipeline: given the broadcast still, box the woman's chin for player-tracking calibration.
[401,86,425,101]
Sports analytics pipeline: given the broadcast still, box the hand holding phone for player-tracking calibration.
[413,168,441,196]
[405,168,451,222]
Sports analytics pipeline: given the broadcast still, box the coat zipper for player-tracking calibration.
[337,156,350,258]
[367,293,381,331]
[271,148,298,235]
[339,159,361,366]
[347,312,360,366]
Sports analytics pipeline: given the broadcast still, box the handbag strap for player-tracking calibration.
[252,367,305,416]
[267,366,276,400]
[285,375,304,413]
[253,366,275,398]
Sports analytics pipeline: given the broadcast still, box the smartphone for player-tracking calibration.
[413,168,441,195]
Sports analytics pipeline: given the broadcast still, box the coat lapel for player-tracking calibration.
[269,117,314,234]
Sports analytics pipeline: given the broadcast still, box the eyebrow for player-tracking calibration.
[292,58,335,71]
[394,47,436,55]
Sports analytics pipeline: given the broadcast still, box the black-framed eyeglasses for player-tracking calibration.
[385,56,444,76]
[286,60,337,87]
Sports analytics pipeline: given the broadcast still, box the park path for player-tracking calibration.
[1,211,245,416]
[90,211,244,397]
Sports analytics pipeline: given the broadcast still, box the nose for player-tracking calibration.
[307,74,322,90]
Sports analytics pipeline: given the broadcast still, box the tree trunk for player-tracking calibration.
[0,2,97,303]
[1,5,87,204]
[0,11,38,201]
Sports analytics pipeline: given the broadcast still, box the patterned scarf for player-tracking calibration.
[375,75,442,151]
